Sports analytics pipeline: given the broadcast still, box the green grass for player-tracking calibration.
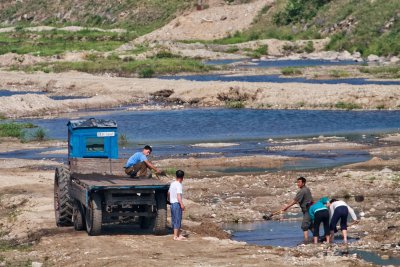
[118,133,129,146]
[247,44,269,58]
[30,128,46,141]
[0,122,36,139]
[329,69,350,78]
[0,0,190,35]
[281,67,303,75]
[335,102,362,110]
[12,57,214,77]
[225,101,245,109]
[164,167,178,176]
[0,30,138,56]
[359,65,400,78]
[325,0,400,56]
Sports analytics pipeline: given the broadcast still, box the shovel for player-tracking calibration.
[262,210,283,220]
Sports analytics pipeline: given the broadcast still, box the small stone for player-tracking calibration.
[381,255,390,260]
[31,262,43,267]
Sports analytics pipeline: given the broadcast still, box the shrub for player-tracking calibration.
[0,122,35,139]
[226,46,239,53]
[281,67,302,75]
[154,50,179,58]
[138,67,155,78]
[31,128,46,141]
[376,104,385,110]
[335,102,361,110]
[225,101,245,109]
[304,41,315,53]
[329,70,349,78]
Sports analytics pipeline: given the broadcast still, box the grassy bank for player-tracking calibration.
[0,29,138,56]
[0,0,190,35]
[0,122,47,141]
[195,0,400,57]
[11,56,215,77]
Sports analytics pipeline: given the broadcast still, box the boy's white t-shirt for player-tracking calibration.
[168,181,183,204]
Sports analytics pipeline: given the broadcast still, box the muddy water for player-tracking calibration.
[225,221,303,247]
[225,221,400,265]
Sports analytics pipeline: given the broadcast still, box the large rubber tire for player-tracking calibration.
[54,166,73,227]
[73,201,85,231]
[85,193,102,236]
[154,191,167,235]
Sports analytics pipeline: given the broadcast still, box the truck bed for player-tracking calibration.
[72,173,170,191]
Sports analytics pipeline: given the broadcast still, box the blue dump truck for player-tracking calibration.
[54,118,169,236]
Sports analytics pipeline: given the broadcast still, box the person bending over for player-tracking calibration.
[124,145,161,178]
[309,197,330,244]
[327,198,359,243]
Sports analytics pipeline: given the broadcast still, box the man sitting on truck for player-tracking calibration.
[124,145,161,178]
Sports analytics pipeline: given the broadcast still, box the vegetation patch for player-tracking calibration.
[0,122,36,139]
[225,100,245,109]
[247,44,269,58]
[11,57,214,77]
[359,65,400,78]
[329,69,350,78]
[335,101,362,110]
[0,0,190,35]
[0,30,138,56]
[281,67,303,76]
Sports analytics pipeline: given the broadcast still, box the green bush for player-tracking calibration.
[0,122,36,139]
[281,67,302,76]
[225,101,245,109]
[304,41,315,53]
[329,69,349,78]
[273,0,331,25]
[138,67,155,78]
[31,128,46,141]
[335,102,361,110]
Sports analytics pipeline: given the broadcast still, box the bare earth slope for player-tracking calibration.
[135,0,272,42]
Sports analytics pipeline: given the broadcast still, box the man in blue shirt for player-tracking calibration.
[124,145,161,178]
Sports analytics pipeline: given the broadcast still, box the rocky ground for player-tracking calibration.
[0,133,399,266]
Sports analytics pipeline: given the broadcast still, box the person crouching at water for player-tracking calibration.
[327,198,359,243]
[281,177,313,243]
[309,197,330,244]
[168,170,186,241]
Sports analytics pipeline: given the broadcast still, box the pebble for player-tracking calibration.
[31,263,43,267]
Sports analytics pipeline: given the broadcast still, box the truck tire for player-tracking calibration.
[73,201,85,231]
[154,191,167,235]
[85,193,102,236]
[54,166,73,227]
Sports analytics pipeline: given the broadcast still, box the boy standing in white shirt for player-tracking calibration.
[168,170,186,241]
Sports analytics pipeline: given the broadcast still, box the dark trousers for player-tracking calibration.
[330,206,348,232]
[313,209,329,237]
[124,162,147,177]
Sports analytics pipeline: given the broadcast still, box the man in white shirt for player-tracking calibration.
[168,170,186,241]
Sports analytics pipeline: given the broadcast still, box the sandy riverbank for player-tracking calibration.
[0,70,399,118]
